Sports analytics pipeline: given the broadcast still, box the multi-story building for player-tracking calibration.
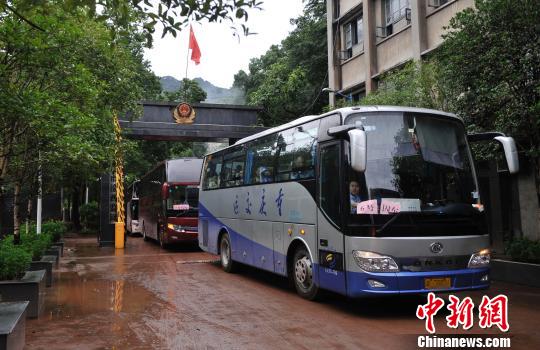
[326,0,473,105]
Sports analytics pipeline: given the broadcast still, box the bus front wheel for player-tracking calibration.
[158,226,167,249]
[292,246,320,300]
[142,222,149,241]
[220,233,237,273]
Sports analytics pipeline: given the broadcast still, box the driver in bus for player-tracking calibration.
[349,180,362,214]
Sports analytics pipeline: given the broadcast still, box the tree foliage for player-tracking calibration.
[162,78,207,103]
[437,0,540,198]
[359,61,447,110]
[3,0,264,47]
[233,0,328,126]
[0,2,158,233]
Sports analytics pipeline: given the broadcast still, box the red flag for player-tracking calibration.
[189,25,201,65]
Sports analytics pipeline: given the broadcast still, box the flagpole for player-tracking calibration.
[185,41,190,81]
[184,24,191,101]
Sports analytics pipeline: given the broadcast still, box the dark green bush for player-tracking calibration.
[41,221,67,242]
[0,237,32,280]
[506,238,540,264]
[80,201,99,230]
[20,232,53,260]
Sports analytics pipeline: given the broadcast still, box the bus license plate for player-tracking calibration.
[424,277,451,290]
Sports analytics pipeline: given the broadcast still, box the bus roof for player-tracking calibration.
[229,106,460,149]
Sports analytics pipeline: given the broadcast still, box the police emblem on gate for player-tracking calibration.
[430,242,444,254]
[173,102,196,124]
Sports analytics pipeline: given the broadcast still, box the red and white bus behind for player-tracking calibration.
[138,158,203,248]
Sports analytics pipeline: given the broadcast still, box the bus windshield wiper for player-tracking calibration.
[376,212,405,235]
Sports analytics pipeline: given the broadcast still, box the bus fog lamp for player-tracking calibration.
[468,249,490,268]
[367,279,386,288]
[352,250,399,272]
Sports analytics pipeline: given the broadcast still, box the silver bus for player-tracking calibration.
[198,106,518,300]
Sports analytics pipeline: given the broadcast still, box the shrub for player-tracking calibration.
[41,221,67,242]
[80,201,99,230]
[0,237,32,280]
[506,238,540,264]
[20,232,53,260]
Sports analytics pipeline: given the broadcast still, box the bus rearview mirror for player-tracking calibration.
[494,136,519,174]
[348,129,367,172]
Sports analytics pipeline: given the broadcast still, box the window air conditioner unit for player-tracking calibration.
[428,0,443,7]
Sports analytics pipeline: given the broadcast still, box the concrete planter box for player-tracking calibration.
[41,254,58,269]
[0,270,46,318]
[28,260,53,287]
[491,259,540,288]
[0,302,28,350]
[44,246,61,265]
[51,241,64,256]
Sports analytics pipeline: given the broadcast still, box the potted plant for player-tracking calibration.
[0,237,46,318]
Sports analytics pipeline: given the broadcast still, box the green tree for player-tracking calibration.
[233,0,328,126]
[0,3,155,234]
[359,60,447,110]
[438,0,540,201]
[162,78,207,103]
[2,0,263,47]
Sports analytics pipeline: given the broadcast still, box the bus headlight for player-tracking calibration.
[468,249,490,268]
[167,223,183,232]
[352,250,399,272]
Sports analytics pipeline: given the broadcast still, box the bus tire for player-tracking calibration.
[219,233,237,273]
[292,246,320,300]
[158,226,168,249]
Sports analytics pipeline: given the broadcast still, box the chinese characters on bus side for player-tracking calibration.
[416,292,509,334]
[233,188,284,217]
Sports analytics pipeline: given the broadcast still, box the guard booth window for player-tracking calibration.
[319,143,341,227]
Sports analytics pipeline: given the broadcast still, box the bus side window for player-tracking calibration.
[246,134,277,184]
[276,120,319,181]
[203,155,223,190]
[221,146,246,188]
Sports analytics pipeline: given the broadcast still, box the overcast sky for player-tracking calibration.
[144,0,305,89]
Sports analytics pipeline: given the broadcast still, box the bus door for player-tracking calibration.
[317,141,347,295]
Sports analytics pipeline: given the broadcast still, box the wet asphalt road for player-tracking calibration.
[25,236,540,350]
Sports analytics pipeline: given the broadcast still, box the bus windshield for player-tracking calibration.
[345,112,486,236]
[166,184,199,217]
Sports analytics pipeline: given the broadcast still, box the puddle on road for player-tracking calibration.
[45,271,159,318]
[27,266,170,349]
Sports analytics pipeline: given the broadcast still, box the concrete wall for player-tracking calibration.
[426,0,474,50]
[341,53,367,89]
[517,169,540,240]
[340,0,361,16]
[376,26,412,74]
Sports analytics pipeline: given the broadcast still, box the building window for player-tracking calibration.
[428,0,450,8]
[385,0,410,35]
[343,15,364,60]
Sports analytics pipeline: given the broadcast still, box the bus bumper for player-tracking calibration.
[164,229,198,243]
[345,267,490,297]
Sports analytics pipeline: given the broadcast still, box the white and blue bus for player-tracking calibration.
[198,106,518,300]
